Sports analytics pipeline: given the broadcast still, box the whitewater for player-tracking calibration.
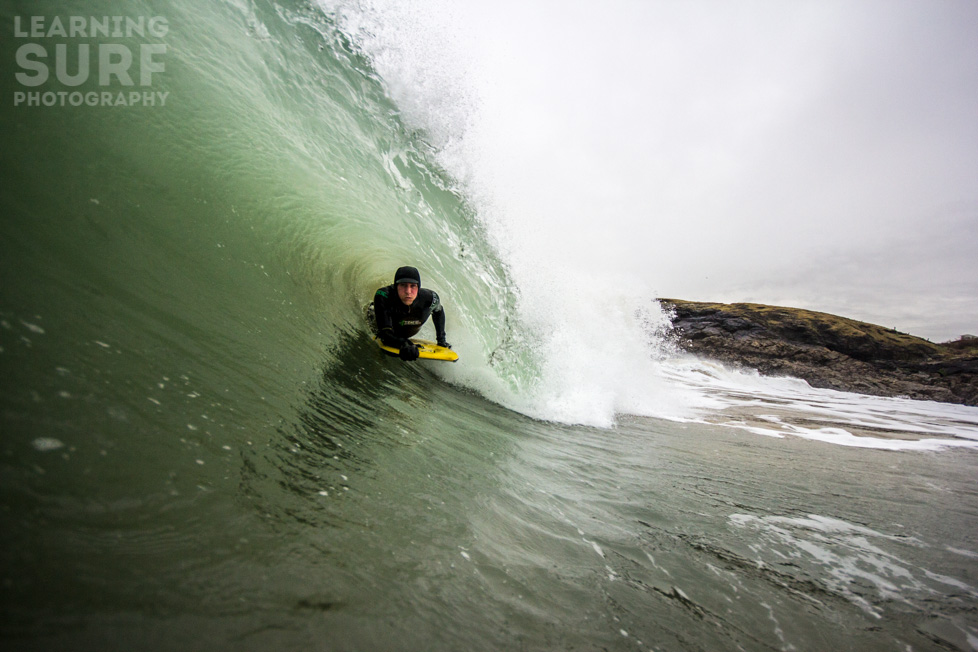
[1,0,977,650]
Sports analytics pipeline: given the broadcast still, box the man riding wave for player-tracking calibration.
[370,266,450,362]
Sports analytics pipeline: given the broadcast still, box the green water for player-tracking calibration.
[2,1,978,650]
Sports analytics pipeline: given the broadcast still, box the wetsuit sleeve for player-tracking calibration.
[431,291,446,342]
[374,288,407,348]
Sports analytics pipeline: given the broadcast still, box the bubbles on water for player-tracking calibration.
[32,437,65,452]
[728,513,978,619]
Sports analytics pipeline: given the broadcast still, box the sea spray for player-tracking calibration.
[319,0,717,425]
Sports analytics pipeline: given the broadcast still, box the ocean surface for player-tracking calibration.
[2,1,978,650]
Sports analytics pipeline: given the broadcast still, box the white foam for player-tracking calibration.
[661,356,978,450]
[729,513,927,618]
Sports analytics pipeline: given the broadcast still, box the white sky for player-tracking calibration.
[342,0,978,341]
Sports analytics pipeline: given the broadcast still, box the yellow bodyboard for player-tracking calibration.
[374,337,459,362]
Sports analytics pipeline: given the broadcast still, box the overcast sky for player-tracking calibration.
[340,0,978,341]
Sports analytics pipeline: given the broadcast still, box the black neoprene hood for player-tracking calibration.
[394,266,421,286]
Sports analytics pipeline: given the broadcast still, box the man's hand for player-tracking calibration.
[399,342,420,361]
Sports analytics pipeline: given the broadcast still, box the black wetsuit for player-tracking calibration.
[372,285,446,348]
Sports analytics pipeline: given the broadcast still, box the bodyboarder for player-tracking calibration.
[371,266,450,361]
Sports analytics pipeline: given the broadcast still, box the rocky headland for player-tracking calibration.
[659,299,978,407]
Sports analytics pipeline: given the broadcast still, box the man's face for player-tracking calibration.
[397,282,418,306]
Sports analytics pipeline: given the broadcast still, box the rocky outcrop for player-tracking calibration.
[659,299,978,407]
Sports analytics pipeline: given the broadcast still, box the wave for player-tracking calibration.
[3,0,976,439]
[114,0,696,426]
